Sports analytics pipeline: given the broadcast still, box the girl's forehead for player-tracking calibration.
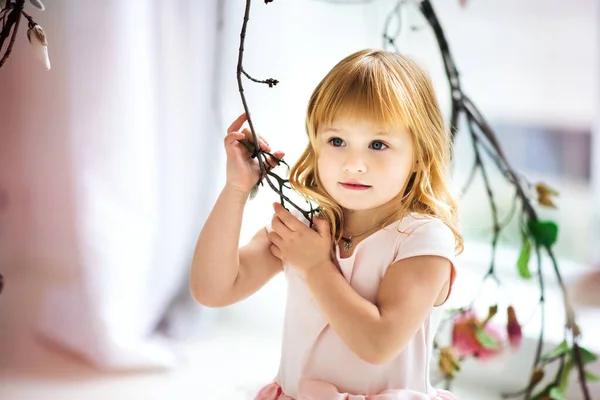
[319,116,408,136]
[330,108,406,126]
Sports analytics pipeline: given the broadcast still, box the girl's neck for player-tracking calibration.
[341,207,402,237]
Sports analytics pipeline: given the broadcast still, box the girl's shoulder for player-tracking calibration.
[398,211,451,233]
[392,212,456,260]
[401,211,432,223]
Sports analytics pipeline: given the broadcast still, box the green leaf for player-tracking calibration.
[549,387,567,400]
[558,359,574,392]
[517,230,532,279]
[527,220,559,247]
[541,340,570,362]
[578,346,598,364]
[475,326,499,349]
[586,371,600,382]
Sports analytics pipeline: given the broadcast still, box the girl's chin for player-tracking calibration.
[333,199,390,212]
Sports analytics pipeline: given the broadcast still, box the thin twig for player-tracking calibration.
[524,242,545,400]
[465,114,500,283]
[382,0,404,52]
[498,192,518,230]
[571,342,592,399]
[418,1,461,145]
[415,1,590,398]
[546,248,590,399]
[458,158,477,199]
[236,0,318,225]
[241,68,279,87]
[0,2,22,69]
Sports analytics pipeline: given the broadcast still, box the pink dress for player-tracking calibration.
[258,210,458,400]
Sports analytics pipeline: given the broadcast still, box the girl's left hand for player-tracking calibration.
[269,202,332,279]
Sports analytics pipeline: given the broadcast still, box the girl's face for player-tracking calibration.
[317,117,416,215]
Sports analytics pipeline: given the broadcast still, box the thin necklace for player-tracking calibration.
[340,213,397,253]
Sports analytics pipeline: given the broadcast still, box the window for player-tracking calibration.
[454,121,595,265]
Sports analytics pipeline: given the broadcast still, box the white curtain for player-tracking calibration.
[0,0,223,370]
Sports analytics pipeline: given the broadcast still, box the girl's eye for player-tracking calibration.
[370,141,388,150]
[329,137,345,147]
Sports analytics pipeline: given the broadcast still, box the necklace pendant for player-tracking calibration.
[343,239,353,252]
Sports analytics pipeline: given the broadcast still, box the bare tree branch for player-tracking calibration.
[236,0,318,226]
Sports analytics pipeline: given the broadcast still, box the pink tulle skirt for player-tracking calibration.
[255,381,457,400]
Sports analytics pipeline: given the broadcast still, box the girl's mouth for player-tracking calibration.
[340,183,371,190]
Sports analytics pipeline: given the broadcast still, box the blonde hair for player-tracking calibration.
[289,49,463,254]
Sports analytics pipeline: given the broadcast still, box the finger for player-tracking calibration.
[314,217,331,238]
[273,203,304,231]
[241,128,270,153]
[268,230,283,245]
[224,131,246,147]
[270,151,285,165]
[265,151,285,169]
[271,216,290,236]
[258,134,270,148]
[270,244,282,259]
[227,113,247,134]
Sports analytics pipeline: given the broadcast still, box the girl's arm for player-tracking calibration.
[190,184,282,307]
[304,255,451,364]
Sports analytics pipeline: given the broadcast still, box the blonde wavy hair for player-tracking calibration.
[289,49,463,254]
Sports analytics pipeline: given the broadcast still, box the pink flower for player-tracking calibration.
[452,309,503,361]
[506,306,522,349]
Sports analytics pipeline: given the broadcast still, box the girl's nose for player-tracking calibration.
[343,153,367,174]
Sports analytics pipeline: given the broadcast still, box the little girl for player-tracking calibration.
[191,49,463,400]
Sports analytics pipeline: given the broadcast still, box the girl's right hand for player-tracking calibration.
[224,113,285,195]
